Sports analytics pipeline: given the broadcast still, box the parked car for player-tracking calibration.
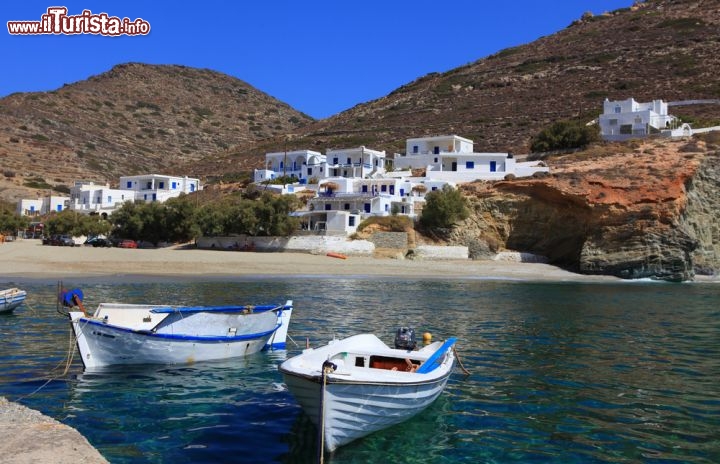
[58,235,76,247]
[84,237,112,248]
[117,239,138,249]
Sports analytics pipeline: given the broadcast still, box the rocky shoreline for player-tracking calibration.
[0,397,107,463]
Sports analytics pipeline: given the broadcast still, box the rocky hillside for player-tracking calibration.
[0,63,313,202]
[448,134,720,281]
[208,0,720,167]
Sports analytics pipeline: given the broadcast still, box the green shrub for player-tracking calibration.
[530,120,599,153]
[419,185,469,229]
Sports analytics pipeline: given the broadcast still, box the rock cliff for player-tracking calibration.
[450,137,720,281]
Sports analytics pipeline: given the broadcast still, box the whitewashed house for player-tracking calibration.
[599,98,677,141]
[297,176,453,235]
[16,196,69,216]
[254,146,387,185]
[69,182,135,217]
[253,149,325,183]
[119,174,201,203]
[324,146,387,179]
[395,135,549,182]
[395,135,474,170]
[19,174,202,217]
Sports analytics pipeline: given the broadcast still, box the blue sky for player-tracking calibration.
[3,1,632,119]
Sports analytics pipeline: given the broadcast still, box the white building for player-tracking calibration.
[253,149,325,183]
[19,174,202,217]
[324,146,386,179]
[297,176,453,235]
[394,135,549,182]
[119,174,201,203]
[69,182,135,216]
[16,196,69,216]
[254,146,387,184]
[599,98,677,141]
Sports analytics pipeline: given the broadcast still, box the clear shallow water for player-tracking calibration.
[1,278,719,463]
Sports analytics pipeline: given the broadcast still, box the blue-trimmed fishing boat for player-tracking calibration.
[0,287,26,314]
[279,332,456,453]
[62,288,292,369]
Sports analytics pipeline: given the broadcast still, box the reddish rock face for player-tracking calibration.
[455,138,720,281]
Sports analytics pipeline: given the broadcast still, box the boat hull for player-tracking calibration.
[0,288,26,314]
[70,301,292,368]
[280,333,455,452]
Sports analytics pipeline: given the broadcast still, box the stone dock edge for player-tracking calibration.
[0,397,108,464]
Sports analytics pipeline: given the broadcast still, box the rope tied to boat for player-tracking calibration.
[452,346,471,376]
[317,360,337,464]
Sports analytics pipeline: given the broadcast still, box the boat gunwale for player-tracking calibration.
[279,367,453,387]
[75,316,281,342]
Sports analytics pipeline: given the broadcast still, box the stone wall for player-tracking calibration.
[412,245,469,260]
[368,232,408,249]
[196,235,375,255]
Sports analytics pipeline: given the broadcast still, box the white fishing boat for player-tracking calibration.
[279,331,456,453]
[61,288,293,369]
[0,288,26,314]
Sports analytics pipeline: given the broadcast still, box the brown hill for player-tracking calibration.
[205,0,720,169]
[0,63,313,202]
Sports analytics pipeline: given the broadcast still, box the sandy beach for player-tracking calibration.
[0,238,618,282]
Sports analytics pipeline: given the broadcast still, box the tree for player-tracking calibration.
[530,120,599,153]
[110,201,144,241]
[419,185,470,230]
[0,208,29,235]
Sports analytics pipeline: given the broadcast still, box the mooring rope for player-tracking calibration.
[452,346,471,376]
[14,317,86,401]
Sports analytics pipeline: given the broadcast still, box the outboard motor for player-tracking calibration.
[394,327,417,351]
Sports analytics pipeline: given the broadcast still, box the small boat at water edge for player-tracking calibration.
[0,288,27,314]
[61,288,293,369]
[279,331,457,453]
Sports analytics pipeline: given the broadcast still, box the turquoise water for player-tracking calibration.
[1,278,719,463]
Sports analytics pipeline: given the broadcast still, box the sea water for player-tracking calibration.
[0,277,718,463]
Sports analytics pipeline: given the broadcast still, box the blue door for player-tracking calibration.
[490,161,497,172]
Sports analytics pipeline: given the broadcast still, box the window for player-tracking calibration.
[308,168,313,175]
[325,204,331,211]
[344,203,350,210]
[146,182,152,189]
[347,157,351,165]
[362,185,368,193]
[434,146,440,154]
[333,157,338,164]
[171,181,177,189]
[413,145,418,153]
[280,161,284,169]
[609,119,618,126]
[107,195,112,203]
[159,181,165,189]
[126,181,132,188]
[349,216,356,227]
[466,161,475,169]
[614,105,621,114]
[434,157,438,163]
[381,185,387,192]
